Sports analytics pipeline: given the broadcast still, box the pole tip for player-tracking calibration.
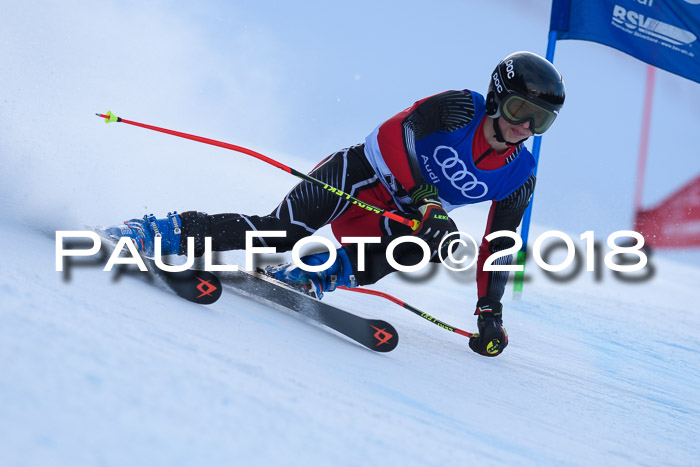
[98,111,119,123]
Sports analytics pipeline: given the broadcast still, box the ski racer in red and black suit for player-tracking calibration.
[355,88,536,304]
[103,51,566,357]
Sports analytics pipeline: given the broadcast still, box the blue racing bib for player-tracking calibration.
[414,91,535,210]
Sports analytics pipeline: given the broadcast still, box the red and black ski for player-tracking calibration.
[216,269,399,352]
[152,264,222,305]
[94,231,223,305]
[95,228,394,349]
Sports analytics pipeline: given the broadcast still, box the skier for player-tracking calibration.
[103,51,565,357]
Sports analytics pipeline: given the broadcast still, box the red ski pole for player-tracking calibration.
[96,111,419,231]
[339,286,473,338]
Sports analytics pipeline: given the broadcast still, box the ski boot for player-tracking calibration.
[100,212,182,258]
[264,248,356,299]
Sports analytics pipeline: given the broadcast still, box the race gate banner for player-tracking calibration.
[634,175,700,247]
[549,0,700,84]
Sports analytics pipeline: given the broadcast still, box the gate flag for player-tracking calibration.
[515,1,700,292]
[550,0,700,84]
[634,175,700,247]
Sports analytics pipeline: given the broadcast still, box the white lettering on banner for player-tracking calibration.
[612,5,697,47]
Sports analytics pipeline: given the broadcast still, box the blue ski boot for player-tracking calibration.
[100,212,182,258]
[264,247,356,299]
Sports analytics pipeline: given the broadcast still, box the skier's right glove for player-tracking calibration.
[408,184,453,249]
[468,297,508,357]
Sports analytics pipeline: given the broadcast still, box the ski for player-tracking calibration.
[92,228,394,348]
[93,230,223,305]
[145,259,222,305]
[215,269,399,352]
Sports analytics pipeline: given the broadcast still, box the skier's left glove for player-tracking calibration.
[469,297,508,357]
[408,184,453,249]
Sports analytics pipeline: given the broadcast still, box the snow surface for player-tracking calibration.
[1,2,699,465]
[1,204,699,466]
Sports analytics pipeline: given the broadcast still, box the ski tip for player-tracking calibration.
[368,320,399,352]
[160,269,223,305]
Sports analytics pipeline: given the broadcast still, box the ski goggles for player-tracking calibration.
[500,93,559,134]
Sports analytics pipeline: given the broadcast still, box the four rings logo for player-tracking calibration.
[612,4,697,46]
[431,146,488,200]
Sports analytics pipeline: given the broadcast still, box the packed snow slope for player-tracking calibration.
[2,1,700,465]
[1,196,699,466]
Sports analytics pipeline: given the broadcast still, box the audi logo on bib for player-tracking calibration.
[432,146,488,199]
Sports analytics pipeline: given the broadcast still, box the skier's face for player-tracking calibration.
[500,117,533,143]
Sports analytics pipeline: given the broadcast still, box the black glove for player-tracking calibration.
[408,184,453,248]
[469,297,508,357]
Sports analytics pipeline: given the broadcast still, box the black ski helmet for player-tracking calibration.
[486,51,565,135]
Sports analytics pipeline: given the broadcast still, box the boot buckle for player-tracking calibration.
[168,212,181,235]
[328,274,338,292]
